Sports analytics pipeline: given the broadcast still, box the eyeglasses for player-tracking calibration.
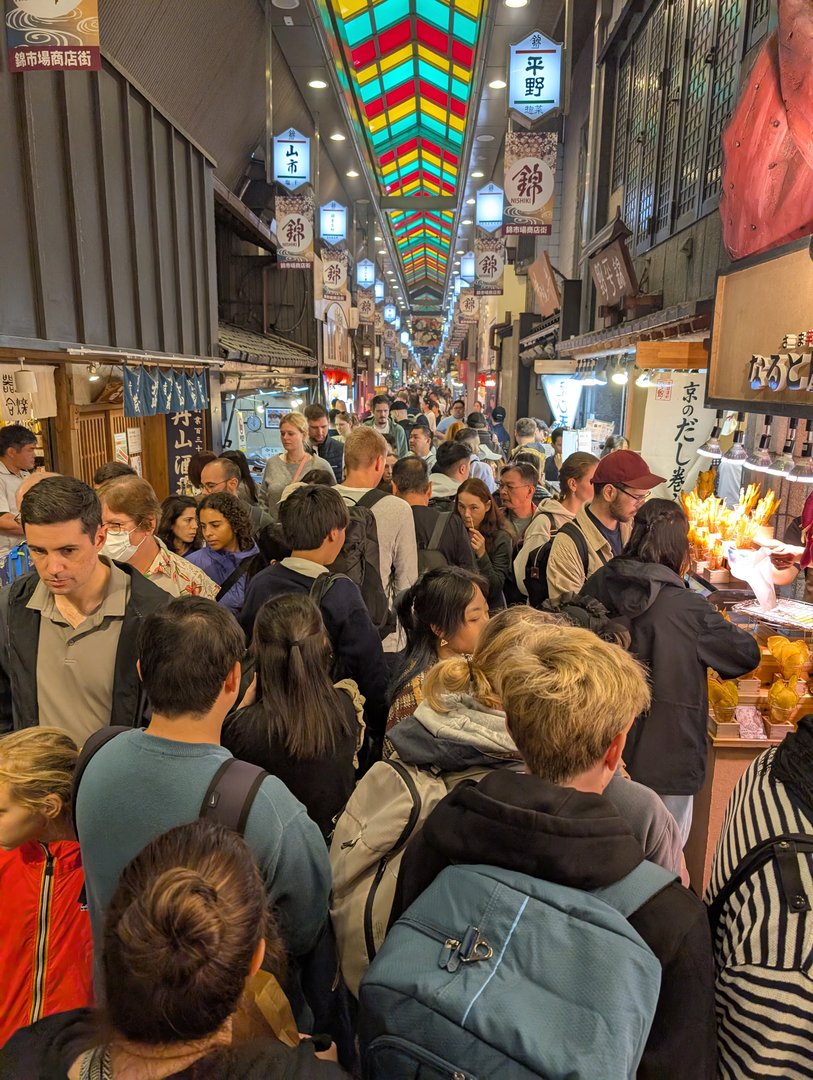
[201,480,228,493]
[498,482,530,492]
[614,484,649,505]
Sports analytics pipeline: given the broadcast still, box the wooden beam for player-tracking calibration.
[52,364,80,477]
[635,339,709,370]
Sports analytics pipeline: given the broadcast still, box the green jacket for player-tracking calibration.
[364,417,408,457]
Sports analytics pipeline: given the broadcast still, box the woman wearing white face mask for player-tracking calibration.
[98,476,218,599]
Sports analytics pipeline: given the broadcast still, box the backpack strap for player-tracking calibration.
[707,834,813,932]
[199,758,268,836]
[592,861,677,918]
[357,488,387,511]
[215,559,254,602]
[309,571,350,608]
[71,726,131,837]
[557,521,591,578]
[426,512,450,551]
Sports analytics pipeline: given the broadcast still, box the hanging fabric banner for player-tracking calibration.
[357,288,375,325]
[277,194,314,269]
[195,370,209,409]
[184,371,200,411]
[5,0,101,73]
[322,245,348,301]
[457,290,480,323]
[140,367,158,417]
[123,366,146,419]
[503,131,557,235]
[474,237,505,296]
[158,369,174,414]
[169,369,186,413]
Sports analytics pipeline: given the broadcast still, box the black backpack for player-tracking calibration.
[524,519,590,609]
[333,489,395,638]
[72,727,268,839]
[416,512,451,574]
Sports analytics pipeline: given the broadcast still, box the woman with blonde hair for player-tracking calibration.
[1,819,346,1077]
[0,728,93,1047]
[259,412,334,519]
[99,476,218,599]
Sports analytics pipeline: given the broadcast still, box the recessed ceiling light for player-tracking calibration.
[378,249,387,255]
[488,79,506,90]
[375,235,383,242]
[346,169,359,177]
[472,170,484,178]
[456,249,464,254]
[308,79,327,89]
[504,0,528,7]
[476,134,495,143]
[329,132,346,141]
[462,218,472,225]
[466,198,475,205]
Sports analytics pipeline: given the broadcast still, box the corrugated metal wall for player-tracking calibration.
[0,61,217,357]
[100,0,266,191]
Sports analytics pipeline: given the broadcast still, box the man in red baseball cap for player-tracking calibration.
[545,450,665,604]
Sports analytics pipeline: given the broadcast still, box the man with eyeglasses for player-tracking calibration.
[546,450,664,605]
[199,458,272,537]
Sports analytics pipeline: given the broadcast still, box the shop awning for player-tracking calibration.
[558,301,712,358]
[218,322,313,369]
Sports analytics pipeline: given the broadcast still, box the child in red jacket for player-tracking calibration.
[0,728,93,1047]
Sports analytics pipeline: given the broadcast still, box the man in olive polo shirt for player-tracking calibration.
[0,476,169,737]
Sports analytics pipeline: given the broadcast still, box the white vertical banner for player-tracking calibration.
[639,372,718,500]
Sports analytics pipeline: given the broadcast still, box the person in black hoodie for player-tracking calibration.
[580,498,760,842]
[0,819,347,1079]
[391,622,717,1080]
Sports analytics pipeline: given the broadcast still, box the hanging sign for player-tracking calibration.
[374,309,384,334]
[357,288,375,325]
[322,245,348,300]
[6,0,101,72]
[276,193,314,269]
[528,250,561,316]
[475,184,504,234]
[474,237,505,296]
[273,128,311,191]
[508,31,562,123]
[166,411,206,495]
[383,327,396,346]
[504,131,557,235]
[457,290,480,323]
[320,201,347,244]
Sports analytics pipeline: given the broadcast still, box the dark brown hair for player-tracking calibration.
[455,478,500,543]
[197,492,255,552]
[102,819,282,1044]
[187,451,217,489]
[157,495,202,554]
[623,498,690,576]
[250,594,353,758]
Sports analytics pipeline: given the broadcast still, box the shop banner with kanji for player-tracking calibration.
[457,290,479,323]
[166,411,206,495]
[357,288,375,325]
[124,366,208,419]
[322,245,348,301]
[504,131,557,236]
[277,194,314,269]
[5,0,100,73]
[640,372,718,500]
[474,237,505,296]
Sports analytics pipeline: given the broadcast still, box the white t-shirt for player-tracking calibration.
[0,461,29,557]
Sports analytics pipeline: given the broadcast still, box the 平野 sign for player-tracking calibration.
[508,30,562,124]
[273,128,311,191]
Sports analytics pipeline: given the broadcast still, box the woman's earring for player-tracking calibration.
[439,638,448,647]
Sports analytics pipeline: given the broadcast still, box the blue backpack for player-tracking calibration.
[359,860,676,1080]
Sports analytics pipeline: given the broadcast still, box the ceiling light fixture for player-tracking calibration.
[88,363,100,382]
[504,0,529,7]
[722,413,748,462]
[466,197,475,205]
[697,410,724,459]
[744,415,775,474]
[346,169,359,177]
[472,170,484,178]
[767,418,799,477]
[329,132,346,141]
[488,79,506,89]
[308,79,327,89]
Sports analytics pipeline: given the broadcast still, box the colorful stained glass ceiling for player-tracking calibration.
[325,0,486,294]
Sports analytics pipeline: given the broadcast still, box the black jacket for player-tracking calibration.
[311,436,344,483]
[222,686,359,839]
[392,770,717,1080]
[0,565,170,735]
[581,560,760,795]
[410,505,476,571]
[239,564,388,740]
[0,1008,349,1079]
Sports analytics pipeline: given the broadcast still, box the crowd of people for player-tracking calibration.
[0,398,810,1079]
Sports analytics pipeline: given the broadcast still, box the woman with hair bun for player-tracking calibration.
[223,594,363,839]
[0,728,93,1048]
[0,819,348,1078]
[386,567,490,729]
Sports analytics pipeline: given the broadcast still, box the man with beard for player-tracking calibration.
[545,451,664,604]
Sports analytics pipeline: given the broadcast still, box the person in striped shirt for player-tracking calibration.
[706,715,813,1079]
